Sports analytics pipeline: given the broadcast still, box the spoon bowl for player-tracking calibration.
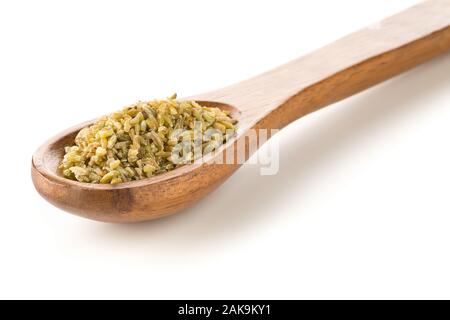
[32,0,450,222]
[32,102,243,222]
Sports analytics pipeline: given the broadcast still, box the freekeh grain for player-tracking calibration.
[59,94,237,184]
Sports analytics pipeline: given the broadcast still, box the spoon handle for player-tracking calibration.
[203,0,450,129]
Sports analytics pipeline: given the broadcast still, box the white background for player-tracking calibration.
[1,0,449,299]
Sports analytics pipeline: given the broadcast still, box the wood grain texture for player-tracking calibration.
[32,0,450,222]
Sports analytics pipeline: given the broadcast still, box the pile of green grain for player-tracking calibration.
[59,94,236,184]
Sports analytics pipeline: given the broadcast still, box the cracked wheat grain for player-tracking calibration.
[59,94,237,184]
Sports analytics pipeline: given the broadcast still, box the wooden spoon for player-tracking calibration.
[32,0,450,222]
